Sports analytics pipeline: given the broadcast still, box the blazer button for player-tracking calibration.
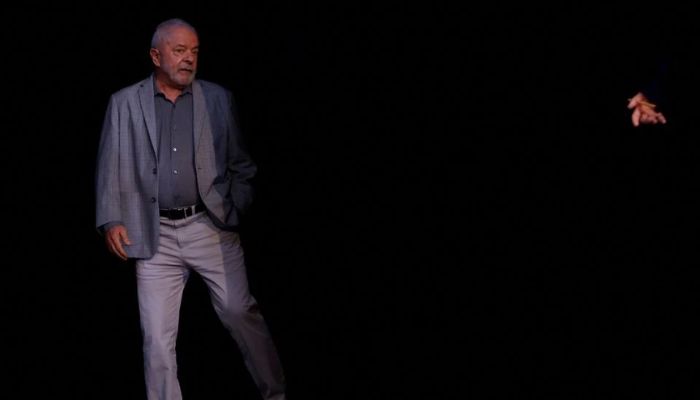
[150,197,156,203]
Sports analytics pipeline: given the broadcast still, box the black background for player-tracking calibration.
[4,4,700,399]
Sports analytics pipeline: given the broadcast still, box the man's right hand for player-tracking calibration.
[105,225,131,261]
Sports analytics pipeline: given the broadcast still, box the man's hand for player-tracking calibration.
[628,92,667,127]
[105,225,131,261]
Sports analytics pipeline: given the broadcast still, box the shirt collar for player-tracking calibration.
[153,79,193,97]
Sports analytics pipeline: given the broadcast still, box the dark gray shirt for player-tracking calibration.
[154,84,199,209]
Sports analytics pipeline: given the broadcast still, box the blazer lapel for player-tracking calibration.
[192,80,209,153]
[138,76,158,157]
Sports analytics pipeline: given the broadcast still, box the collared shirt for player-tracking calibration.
[154,82,199,209]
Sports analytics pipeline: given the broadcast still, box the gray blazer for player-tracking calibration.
[95,75,256,258]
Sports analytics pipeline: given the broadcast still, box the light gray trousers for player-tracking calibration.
[135,212,286,400]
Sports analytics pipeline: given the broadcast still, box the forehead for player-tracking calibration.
[163,27,199,47]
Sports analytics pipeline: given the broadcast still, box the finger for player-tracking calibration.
[119,230,132,245]
[106,234,128,260]
[112,241,128,260]
[106,233,118,250]
[658,113,667,124]
[647,111,664,124]
[632,108,641,126]
[628,93,644,109]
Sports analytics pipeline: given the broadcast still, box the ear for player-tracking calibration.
[149,48,161,67]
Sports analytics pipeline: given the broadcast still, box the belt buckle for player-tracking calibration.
[165,207,182,219]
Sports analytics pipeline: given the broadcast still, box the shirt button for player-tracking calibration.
[173,147,177,152]
[173,170,178,175]
[150,197,156,203]
[152,168,157,174]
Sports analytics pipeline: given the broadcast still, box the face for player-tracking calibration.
[150,26,199,89]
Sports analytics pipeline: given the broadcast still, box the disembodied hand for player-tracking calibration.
[628,92,667,127]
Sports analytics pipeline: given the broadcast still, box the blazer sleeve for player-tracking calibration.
[225,90,257,216]
[95,95,123,229]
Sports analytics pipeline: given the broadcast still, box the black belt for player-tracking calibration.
[159,204,205,220]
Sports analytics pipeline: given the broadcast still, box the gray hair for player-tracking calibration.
[150,18,197,48]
